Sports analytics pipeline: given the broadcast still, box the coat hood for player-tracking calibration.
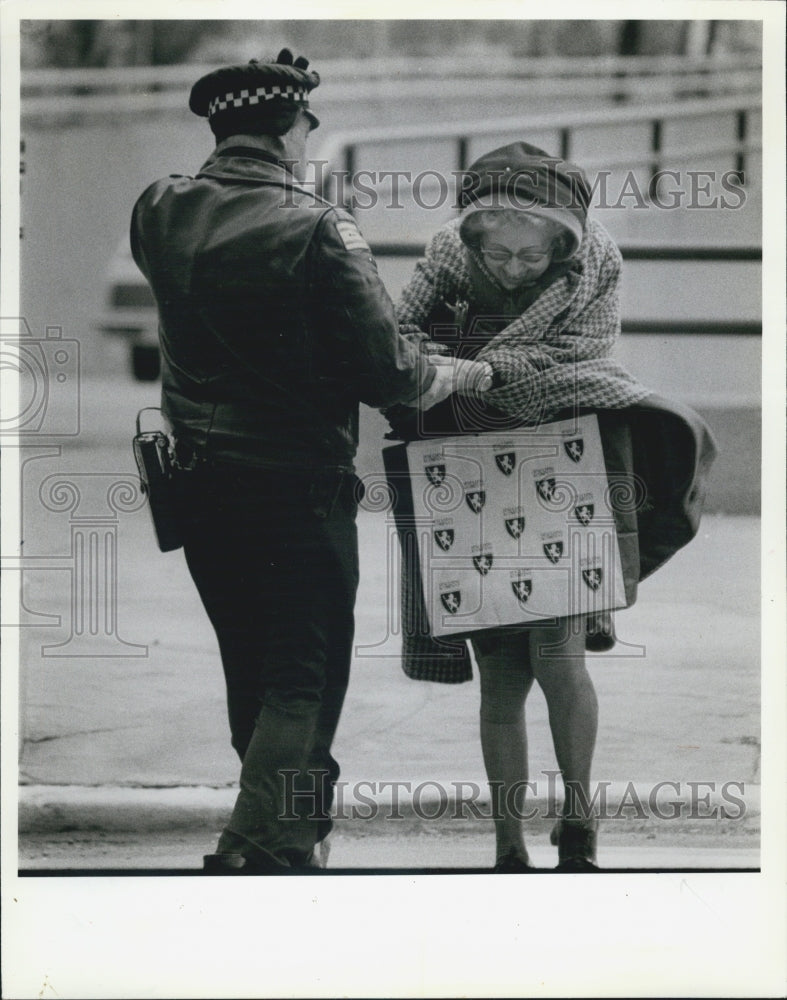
[458,141,592,259]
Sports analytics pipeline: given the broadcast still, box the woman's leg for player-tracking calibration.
[529,617,598,823]
[471,629,534,865]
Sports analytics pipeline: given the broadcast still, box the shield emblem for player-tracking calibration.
[433,528,454,551]
[473,553,493,575]
[511,578,532,604]
[425,464,446,485]
[564,439,584,463]
[495,452,516,476]
[505,516,525,539]
[574,503,594,525]
[543,541,564,564]
[536,477,557,502]
[465,490,486,513]
[582,568,603,591]
[440,590,461,614]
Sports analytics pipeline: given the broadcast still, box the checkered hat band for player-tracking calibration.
[208,85,308,118]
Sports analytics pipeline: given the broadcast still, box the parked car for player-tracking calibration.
[95,238,160,381]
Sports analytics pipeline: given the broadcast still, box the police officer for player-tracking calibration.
[130,49,488,873]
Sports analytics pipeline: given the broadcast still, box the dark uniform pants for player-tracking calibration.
[176,463,360,867]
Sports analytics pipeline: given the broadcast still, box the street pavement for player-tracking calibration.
[10,377,766,871]
[17,826,761,872]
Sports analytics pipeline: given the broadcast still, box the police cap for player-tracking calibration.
[189,48,320,137]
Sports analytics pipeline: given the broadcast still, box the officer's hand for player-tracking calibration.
[415,362,456,410]
[420,340,453,357]
[416,358,493,410]
[449,357,494,394]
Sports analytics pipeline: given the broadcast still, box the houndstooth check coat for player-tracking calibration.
[384,217,717,683]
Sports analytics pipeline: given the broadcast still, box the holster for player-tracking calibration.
[132,408,183,552]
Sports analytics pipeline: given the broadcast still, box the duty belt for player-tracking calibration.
[172,438,208,471]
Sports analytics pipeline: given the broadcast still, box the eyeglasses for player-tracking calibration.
[480,246,552,265]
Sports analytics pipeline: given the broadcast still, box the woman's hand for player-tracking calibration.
[429,355,493,393]
[419,340,453,356]
[416,357,494,410]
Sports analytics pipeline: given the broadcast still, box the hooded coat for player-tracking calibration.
[383,142,718,683]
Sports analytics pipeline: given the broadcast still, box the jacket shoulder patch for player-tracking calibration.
[335,219,371,253]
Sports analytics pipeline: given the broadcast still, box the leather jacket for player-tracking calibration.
[131,144,433,471]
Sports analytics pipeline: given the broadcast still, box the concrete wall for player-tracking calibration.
[17,86,763,514]
[19,98,761,380]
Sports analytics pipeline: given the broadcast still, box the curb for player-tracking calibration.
[18,780,760,834]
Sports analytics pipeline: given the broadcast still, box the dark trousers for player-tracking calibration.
[176,463,360,867]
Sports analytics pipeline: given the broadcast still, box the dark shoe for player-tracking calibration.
[279,833,332,873]
[585,611,616,652]
[551,818,600,871]
[202,852,284,875]
[302,834,331,870]
[202,853,247,875]
[555,856,599,872]
[493,850,535,873]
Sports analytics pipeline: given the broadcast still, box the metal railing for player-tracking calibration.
[20,52,761,122]
[313,94,762,203]
[22,51,761,92]
[367,244,763,263]
[311,97,761,339]
[367,242,762,338]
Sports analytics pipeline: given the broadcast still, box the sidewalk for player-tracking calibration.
[10,372,763,866]
[16,499,762,867]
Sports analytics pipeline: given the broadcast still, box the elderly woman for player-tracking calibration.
[384,141,716,872]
